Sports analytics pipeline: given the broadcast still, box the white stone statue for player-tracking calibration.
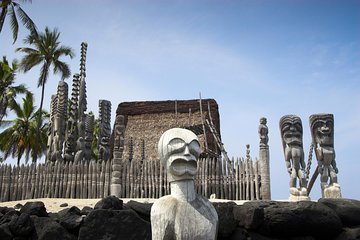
[151,128,218,240]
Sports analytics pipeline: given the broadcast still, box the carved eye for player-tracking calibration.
[188,140,201,157]
[294,123,302,132]
[282,124,290,133]
[167,138,186,155]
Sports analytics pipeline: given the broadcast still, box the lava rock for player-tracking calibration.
[80,206,93,216]
[78,209,151,240]
[8,213,34,237]
[0,223,13,240]
[125,200,152,222]
[234,201,272,230]
[94,195,123,210]
[60,203,69,208]
[20,201,48,217]
[58,206,83,234]
[213,201,237,239]
[0,209,20,224]
[335,226,360,240]
[31,215,76,240]
[14,203,23,210]
[319,198,360,227]
[260,201,342,237]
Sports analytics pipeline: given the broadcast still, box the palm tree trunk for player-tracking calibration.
[0,7,8,33]
[34,79,46,163]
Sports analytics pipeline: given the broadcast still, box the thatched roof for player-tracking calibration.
[111,99,221,161]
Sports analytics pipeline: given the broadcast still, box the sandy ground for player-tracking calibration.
[0,198,246,213]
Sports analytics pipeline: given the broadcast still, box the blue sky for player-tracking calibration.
[1,0,359,200]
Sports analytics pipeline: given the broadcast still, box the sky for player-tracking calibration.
[0,0,359,200]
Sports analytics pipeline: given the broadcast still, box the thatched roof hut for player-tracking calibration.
[112,99,221,161]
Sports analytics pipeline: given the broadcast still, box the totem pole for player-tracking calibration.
[110,115,126,197]
[98,100,111,161]
[46,95,57,162]
[258,117,271,200]
[75,42,88,163]
[51,80,68,162]
[84,113,95,161]
[151,128,218,240]
[64,74,80,162]
[309,114,341,198]
[280,115,309,201]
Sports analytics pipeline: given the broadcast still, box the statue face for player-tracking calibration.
[311,116,334,146]
[158,128,200,182]
[280,115,303,146]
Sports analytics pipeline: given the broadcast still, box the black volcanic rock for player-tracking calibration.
[8,213,34,237]
[78,209,151,240]
[80,206,93,216]
[213,201,237,239]
[94,195,123,210]
[58,206,83,234]
[125,200,152,222]
[234,201,342,238]
[319,198,360,227]
[0,223,13,240]
[31,215,76,240]
[20,201,48,217]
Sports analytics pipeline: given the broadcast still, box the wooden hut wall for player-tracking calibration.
[112,99,221,161]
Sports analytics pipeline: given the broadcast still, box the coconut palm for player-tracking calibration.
[0,92,48,165]
[16,26,74,142]
[0,56,28,121]
[0,0,37,43]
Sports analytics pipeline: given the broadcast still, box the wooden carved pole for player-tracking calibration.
[98,100,111,162]
[111,115,125,197]
[259,117,271,200]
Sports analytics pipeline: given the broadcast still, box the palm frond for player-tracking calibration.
[9,4,19,44]
[53,60,71,80]
[15,4,38,36]
[38,62,50,87]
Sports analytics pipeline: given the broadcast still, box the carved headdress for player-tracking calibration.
[279,115,303,154]
[309,113,334,147]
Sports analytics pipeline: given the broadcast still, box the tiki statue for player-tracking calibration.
[280,115,308,199]
[151,128,218,239]
[259,117,269,147]
[310,114,341,198]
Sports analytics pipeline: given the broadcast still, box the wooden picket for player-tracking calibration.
[0,156,262,202]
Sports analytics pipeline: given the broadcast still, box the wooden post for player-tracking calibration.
[199,93,208,153]
[83,161,88,198]
[91,161,97,198]
[99,161,105,198]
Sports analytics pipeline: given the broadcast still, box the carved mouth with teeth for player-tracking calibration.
[169,158,197,176]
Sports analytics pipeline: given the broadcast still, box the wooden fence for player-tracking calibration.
[0,157,261,202]
[117,157,261,200]
[0,160,111,202]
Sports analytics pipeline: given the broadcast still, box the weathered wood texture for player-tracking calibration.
[112,157,262,200]
[0,160,111,202]
[110,99,221,160]
[0,156,261,202]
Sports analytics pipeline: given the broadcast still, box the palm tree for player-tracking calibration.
[0,92,48,165]
[16,26,74,143]
[0,0,37,43]
[0,56,28,121]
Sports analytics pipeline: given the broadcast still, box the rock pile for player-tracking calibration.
[0,196,359,240]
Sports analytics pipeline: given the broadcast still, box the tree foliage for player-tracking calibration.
[0,92,48,165]
[16,26,74,143]
[0,56,28,121]
[0,0,37,43]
